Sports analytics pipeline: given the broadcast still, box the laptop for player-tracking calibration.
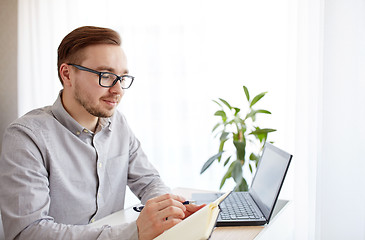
[193,142,292,226]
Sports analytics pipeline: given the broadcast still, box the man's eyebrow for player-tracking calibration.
[95,66,129,75]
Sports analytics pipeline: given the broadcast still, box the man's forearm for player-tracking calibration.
[14,219,138,240]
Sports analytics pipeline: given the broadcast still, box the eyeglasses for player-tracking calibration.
[68,64,134,89]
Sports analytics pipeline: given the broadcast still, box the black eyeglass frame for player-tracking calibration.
[68,63,134,89]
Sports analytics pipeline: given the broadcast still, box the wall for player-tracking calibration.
[0,0,18,155]
[0,1,17,237]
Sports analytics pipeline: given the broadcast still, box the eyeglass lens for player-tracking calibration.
[100,73,133,88]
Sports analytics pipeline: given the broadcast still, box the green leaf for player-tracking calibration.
[220,160,242,189]
[246,109,271,120]
[252,114,256,122]
[243,85,250,102]
[233,140,246,160]
[219,98,232,110]
[249,153,260,172]
[200,151,224,174]
[250,128,276,143]
[218,139,227,162]
[218,139,227,152]
[233,107,241,116]
[256,133,267,143]
[250,92,267,108]
[256,109,271,114]
[231,160,243,184]
[212,99,223,108]
[214,110,227,122]
[245,110,256,120]
[220,163,234,189]
[250,127,276,135]
[250,128,276,135]
[249,152,259,161]
[234,178,249,191]
[220,132,229,142]
[223,156,232,166]
[212,123,221,133]
[227,119,236,125]
[245,109,271,121]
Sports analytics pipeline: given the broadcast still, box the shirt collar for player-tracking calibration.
[51,91,112,137]
[96,117,113,133]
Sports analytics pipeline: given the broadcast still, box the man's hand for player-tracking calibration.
[183,203,206,219]
[136,193,187,240]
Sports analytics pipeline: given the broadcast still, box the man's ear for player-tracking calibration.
[59,63,73,87]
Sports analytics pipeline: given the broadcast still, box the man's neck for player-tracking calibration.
[61,91,99,132]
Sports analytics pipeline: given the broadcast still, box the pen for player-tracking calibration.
[133,200,196,212]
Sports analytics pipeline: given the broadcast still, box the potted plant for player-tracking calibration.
[200,85,276,191]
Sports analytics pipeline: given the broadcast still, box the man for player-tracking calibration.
[0,26,203,240]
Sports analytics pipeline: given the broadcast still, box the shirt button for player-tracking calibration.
[91,218,95,223]
[76,131,81,135]
[83,129,89,133]
[98,162,102,168]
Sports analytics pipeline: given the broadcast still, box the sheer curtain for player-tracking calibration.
[318,0,365,239]
[18,0,293,195]
[294,0,365,239]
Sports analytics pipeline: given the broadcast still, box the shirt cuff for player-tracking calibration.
[97,221,139,240]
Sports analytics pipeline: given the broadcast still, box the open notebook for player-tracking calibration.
[154,191,231,240]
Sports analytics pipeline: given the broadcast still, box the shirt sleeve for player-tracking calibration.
[0,124,138,240]
[17,220,139,240]
[124,120,171,204]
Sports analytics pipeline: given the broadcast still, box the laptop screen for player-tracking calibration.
[249,143,292,221]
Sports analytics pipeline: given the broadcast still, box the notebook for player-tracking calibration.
[154,191,232,240]
[193,142,292,226]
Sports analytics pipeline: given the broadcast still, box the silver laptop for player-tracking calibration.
[193,142,292,226]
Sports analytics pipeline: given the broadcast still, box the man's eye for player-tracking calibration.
[101,74,114,80]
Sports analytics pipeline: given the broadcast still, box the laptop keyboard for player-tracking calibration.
[219,192,263,220]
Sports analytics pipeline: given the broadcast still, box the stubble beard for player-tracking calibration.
[74,84,118,118]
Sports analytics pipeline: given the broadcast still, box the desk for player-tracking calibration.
[92,188,293,240]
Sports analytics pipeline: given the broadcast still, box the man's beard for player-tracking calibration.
[74,83,118,118]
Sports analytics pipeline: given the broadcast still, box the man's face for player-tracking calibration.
[71,44,128,118]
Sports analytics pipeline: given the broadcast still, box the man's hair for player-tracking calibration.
[57,26,121,85]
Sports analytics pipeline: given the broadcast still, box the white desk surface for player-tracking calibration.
[91,188,293,240]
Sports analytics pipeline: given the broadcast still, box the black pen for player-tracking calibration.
[133,200,196,212]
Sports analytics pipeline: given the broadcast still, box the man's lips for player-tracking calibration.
[102,98,119,106]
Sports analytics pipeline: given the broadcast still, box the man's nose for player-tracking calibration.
[109,79,123,95]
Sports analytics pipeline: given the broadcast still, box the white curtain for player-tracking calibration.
[294,0,365,239]
[18,0,294,196]
[318,0,365,239]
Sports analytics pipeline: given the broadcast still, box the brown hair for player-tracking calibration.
[57,26,121,85]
